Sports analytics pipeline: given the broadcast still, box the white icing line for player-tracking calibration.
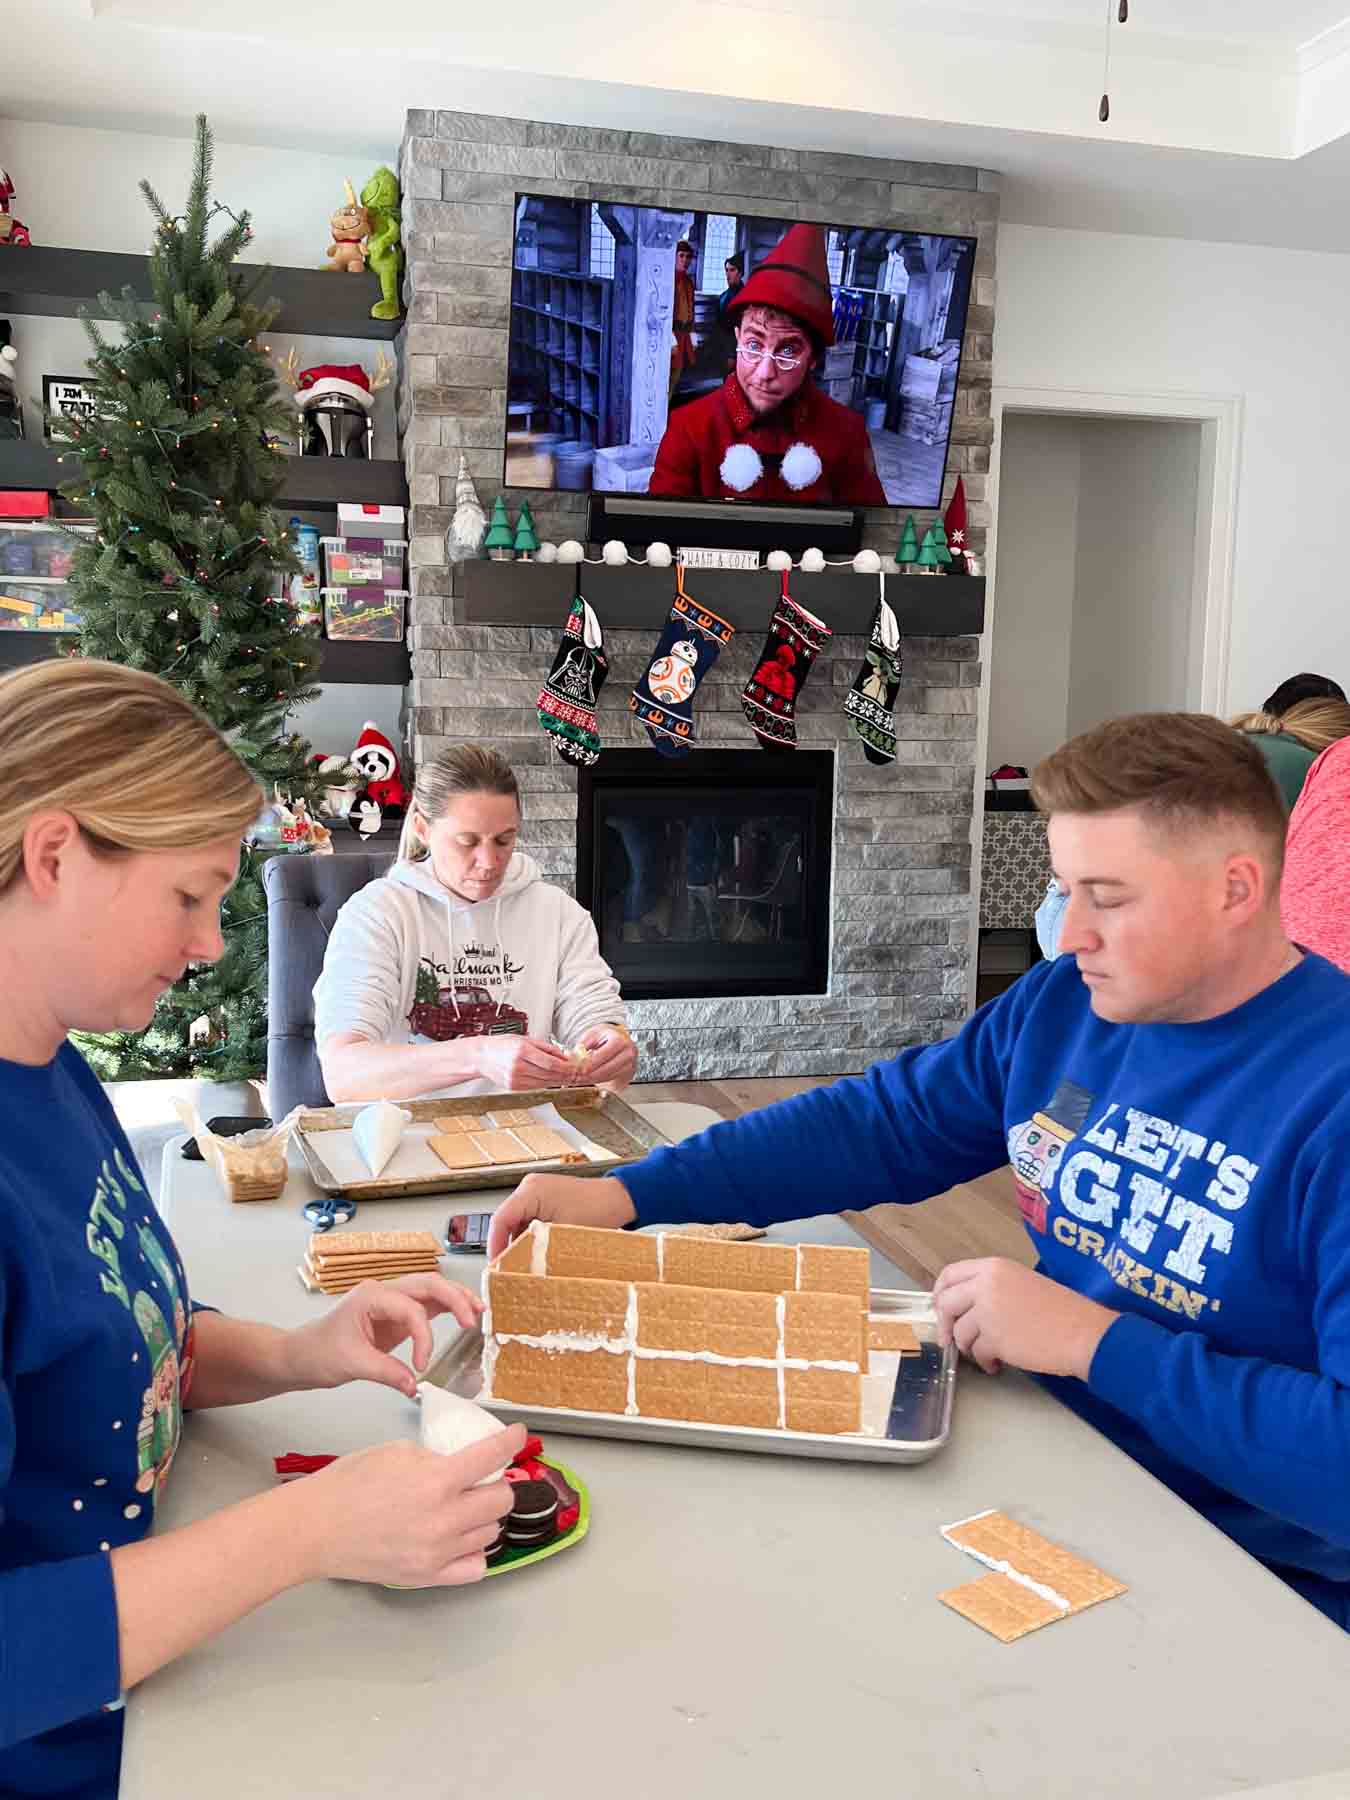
[530,1220,551,1277]
[625,1283,638,1415]
[941,1508,998,1535]
[775,1294,786,1429]
[656,1233,665,1281]
[492,1331,856,1372]
[941,1514,1071,1613]
[795,1244,803,1291]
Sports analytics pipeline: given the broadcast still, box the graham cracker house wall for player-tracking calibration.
[482,1222,872,1434]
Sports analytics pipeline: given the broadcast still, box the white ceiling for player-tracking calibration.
[14,0,1350,252]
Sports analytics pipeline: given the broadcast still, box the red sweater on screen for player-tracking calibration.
[1282,738,1350,971]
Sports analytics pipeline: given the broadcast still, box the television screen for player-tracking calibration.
[504,196,976,511]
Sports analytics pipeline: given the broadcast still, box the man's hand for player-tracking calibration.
[931,1258,1118,1380]
[572,1024,637,1091]
[486,1173,636,1260]
[474,1035,575,1092]
[284,1273,484,1400]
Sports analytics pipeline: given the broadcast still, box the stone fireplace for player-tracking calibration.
[393,108,995,1080]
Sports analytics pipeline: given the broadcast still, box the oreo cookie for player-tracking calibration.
[502,1478,560,1549]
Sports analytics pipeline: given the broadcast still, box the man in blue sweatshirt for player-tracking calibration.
[490,712,1350,1628]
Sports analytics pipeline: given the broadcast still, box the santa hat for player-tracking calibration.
[353,720,398,772]
[725,223,835,348]
[295,363,374,412]
[943,476,968,568]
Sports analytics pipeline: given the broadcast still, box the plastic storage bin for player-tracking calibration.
[0,521,92,629]
[320,536,407,589]
[322,585,407,641]
[337,503,405,546]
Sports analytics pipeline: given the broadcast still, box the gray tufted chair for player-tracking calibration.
[261,851,394,1119]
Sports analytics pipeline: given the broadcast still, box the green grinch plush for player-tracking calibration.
[361,166,403,321]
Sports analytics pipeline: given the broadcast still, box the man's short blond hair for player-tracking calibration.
[1031,713,1288,874]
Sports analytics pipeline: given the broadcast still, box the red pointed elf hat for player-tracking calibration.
[944,475,968,550]
[726,223,836,348]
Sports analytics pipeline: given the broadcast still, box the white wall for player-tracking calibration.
[995,222,1350,713]
[0,118,405,760]
[1068,418,1201,735]
[985,412,1079,770]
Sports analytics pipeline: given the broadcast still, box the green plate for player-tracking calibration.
[384,1455,589,1589]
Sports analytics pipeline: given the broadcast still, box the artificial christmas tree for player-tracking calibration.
[513,500,539,559]
[55,114,323,1082]
[484,496,514,559]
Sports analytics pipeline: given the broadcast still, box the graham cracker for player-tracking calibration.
[429,1133,492,1172]
[939,1511,1127,1642]
[512,1124,586,1164]
[309,1230,441,1259]
[488,1109,537,1128]
[470,1129,533,1165]
[497,1234,533,1274]
[488,1269,629,1340]
[797,1243,870,1304]
[869,1318,922,1355]
[783,1365,860,1435]
[307,1257,440,1280]
[783,1290,864,1368]
[493,1340,628,1414]
[432,1114,488,1134]
[662,1233,797,1297]
[671,1222,768,1241]
[544,1222,660,1284]
[635,1280,779,1360]
[635,1358,779,1429]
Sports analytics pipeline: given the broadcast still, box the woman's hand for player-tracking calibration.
[303,1426,528,1587]
[284,1273,483,1400]
[474,1034,575,1092]
[486,1172,637,1259]
[572,1024,637,1091]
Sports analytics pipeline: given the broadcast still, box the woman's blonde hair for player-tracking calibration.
[0,659,263,897]
[1231,697,1350,757]
[398,743,520,861]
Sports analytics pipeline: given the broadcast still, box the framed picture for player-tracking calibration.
[42,375,98,442]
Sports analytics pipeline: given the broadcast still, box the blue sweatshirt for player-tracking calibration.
[0,1045,194,1797]
[622,952,1350,1627]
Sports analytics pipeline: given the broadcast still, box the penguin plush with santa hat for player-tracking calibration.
[347,721,410,835]
[647,221,886,507]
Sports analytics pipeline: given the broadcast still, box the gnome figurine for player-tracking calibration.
[446,453,488,563]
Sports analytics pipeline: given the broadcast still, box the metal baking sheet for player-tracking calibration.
[425,1288,957,1465]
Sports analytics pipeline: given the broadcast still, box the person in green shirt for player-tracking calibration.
[1233,693,1350,812]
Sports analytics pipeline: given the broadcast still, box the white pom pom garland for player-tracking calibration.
[602,539,629,565]
[799,546,826,573]
[720,443,764,493]
[534,540,558,563]
[646,540,673,568]
[557,540,586,564]
[780,441,824,492]
[766,549,793,571]
[852,548,882,574]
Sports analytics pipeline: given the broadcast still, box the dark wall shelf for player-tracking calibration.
[461,561,985,636]
[0,441,407,514]
[0,246,401,340]
[0,632,409,685]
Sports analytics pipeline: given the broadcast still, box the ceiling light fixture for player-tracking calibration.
[1099,0,1128,122]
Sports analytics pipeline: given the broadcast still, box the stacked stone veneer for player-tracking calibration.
[394,108,995,1080]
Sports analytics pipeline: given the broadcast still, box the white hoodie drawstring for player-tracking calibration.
[493,897,506,1015]
[445,904,462,1016]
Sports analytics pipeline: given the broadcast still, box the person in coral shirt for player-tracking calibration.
[1281,734,1350,970]
[649,222,887,507]
[668,240,698,397]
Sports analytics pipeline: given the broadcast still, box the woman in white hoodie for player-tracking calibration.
[315,744,635,1100]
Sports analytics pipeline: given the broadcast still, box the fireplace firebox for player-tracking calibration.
[576,750,834,1002]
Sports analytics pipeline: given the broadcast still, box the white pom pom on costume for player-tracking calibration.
[800,546,826,573]
[853,549,882,574]
[780,442,824,492]
[557,540,586,564]
[535,540,558,563]
[720,442,764,493]
[646,540,673,568]
[766,549,793,572]
[602,539,629,565]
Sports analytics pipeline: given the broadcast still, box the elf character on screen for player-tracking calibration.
[648,222,887,507]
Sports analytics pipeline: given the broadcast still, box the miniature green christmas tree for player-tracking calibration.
[915,524,940,572]
[931,517,953,570]
[513,500,539,559]
[897,515,920,567]
[484,495,514,559]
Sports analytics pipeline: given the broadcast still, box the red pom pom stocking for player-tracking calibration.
[740,570,832,751]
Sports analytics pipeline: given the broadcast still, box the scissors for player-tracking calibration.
[303,1194,358,1231]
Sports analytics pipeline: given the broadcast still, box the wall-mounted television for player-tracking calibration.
[504,195,976,512]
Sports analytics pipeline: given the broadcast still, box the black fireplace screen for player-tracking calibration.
[576,750,833,1001]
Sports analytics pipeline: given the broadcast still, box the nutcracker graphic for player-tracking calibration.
[1006,1079,1094,1234]
[647,638,700,706]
